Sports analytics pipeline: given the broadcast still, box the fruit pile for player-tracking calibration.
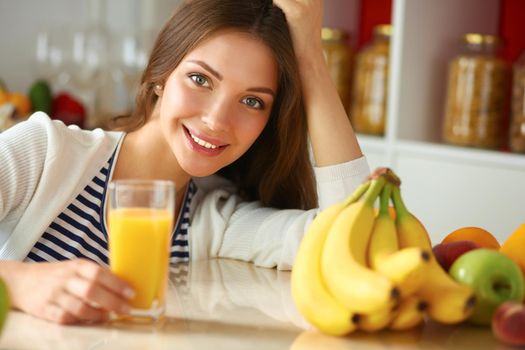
[291,168,477,336]
[433,225,525,346]
[0,79,85,131]
[292,167,525,346]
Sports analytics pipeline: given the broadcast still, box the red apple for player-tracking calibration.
[432,240,480,271]
[492,301,525,346]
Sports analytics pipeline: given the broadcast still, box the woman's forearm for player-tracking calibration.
[273,0,363,167]
[299,49,363,167]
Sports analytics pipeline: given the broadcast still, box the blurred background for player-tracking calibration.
[0,0,355,130]
[0,0,184,129]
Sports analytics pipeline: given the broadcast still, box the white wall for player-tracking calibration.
[0,0,180,92]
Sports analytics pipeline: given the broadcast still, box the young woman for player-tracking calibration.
[0,0,369,324]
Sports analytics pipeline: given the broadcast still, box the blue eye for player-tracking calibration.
[189,73,210,87]
[243,96,264,110]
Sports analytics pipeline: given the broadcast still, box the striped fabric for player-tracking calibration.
[170,181,195,263]
[24,152,195,266]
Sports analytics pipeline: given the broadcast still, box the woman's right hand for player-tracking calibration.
[6,259,134,324]
[272,0,324,64]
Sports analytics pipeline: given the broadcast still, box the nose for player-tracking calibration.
[201,95,233,133]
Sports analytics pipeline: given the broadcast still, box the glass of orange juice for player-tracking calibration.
[107,179,175,323]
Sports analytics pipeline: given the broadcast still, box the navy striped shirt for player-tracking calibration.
[24,151,195,265]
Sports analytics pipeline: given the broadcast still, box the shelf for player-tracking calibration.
[394,141,525,171]
[387,0,501,144]
[330,0,525,240]
[358,132,525,171]
[356,133,387,152]
[393,151,524,242]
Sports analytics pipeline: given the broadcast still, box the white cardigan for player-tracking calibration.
[0,113,370,270]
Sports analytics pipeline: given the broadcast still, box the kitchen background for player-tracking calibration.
[1,0,524,243]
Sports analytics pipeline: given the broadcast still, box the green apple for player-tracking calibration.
[449,249,525,326]
[0,277,9,332]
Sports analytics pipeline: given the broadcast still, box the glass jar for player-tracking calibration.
[322,28,352,112]
[350,24,391,136]
[442,33,509,149]
[510,51,525,153]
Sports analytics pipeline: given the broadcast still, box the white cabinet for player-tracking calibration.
[325,0,525,243]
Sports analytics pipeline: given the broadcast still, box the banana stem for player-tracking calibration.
[363,177,386,207]
[342,180,371,207]
[391,186,409,218]
[379,183,392,216]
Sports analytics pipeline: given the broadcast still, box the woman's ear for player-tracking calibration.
[154,84,164,97]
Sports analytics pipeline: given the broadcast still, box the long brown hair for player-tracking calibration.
[117,0,317,210]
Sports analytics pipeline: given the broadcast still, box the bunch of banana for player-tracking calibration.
[290,181,370,336]
[391,185,477,324]
[321,176,399,316]
[362,175,432,332]
[291,167,477,336]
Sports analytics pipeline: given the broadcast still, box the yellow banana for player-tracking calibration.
[368,184,430,297]
[416,259,476,324]
[321,177,399,314]
[368,184,398,269]
[290,182,370,336]
[391,186,432,251]
[391,185,476,324]
[374,248,431,298]
[358,306,394,332]
[389,295,427,331]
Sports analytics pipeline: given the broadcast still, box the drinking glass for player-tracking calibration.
[107,180,175,323]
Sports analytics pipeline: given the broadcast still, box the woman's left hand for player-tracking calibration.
[272,0,323,61]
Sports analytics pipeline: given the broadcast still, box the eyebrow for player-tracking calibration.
[187,59,276,98]
[188,60,223,80]
[246,87,275,98]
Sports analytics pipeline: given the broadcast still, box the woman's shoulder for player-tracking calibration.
[23,112,123,143]
[4,112,123,156]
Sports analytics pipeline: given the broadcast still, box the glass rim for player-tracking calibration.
[108,179,175,190]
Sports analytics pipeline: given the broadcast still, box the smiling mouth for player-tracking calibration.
[183,126,227,150]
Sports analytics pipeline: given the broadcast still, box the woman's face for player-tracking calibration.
[158,30,278,177]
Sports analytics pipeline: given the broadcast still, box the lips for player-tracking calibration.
[183,125,228,156]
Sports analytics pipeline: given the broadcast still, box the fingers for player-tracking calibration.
[66,265,132,315]
[272,0,322,17]
[66,276,130,314]
[54,291,108,323]
[272,0,324,49]
[15,259,134,325]
[75,259,135,299]
[43,303,78,325]
[272,0,303,19]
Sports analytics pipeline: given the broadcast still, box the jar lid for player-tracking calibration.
[463,33,502,46]
[374,24,392,37]
[322,27,349,42]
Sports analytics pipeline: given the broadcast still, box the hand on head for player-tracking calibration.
[272,0,324,59]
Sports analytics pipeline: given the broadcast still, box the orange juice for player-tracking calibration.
[108,208,173,309]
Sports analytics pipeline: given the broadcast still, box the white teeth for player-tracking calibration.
[189,131,218,149]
